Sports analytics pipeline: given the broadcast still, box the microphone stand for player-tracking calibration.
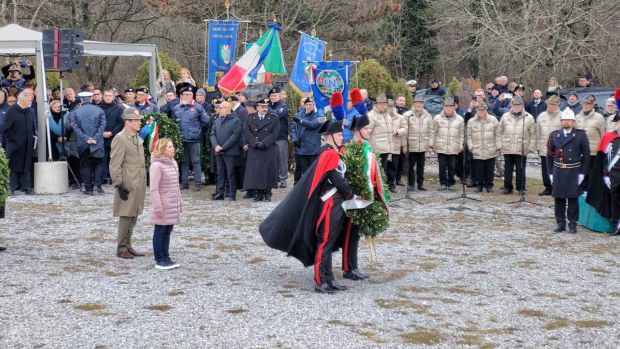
[508,111,541,207]
[448,113,481,210]
[391,112,423,205]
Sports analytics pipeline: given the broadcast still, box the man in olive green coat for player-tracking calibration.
[110,107,147,259]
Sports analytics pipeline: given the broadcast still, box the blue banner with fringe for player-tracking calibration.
[208,20,239,86]
[310,61,351,115]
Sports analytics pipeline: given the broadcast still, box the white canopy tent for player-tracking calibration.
[0,23,158,165]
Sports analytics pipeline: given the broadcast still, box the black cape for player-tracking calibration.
[259,148,340,267]
[586,132,619,218]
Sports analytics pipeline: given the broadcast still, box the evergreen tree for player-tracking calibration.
[398,0,439,81]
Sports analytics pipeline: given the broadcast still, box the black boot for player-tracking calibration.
[568,223,577,234]
[212,193,225,200]
[242,189,254,199]
[327,280,347,291]
[343,270,363,281]
[475,186,483,193]
[417,185,427,191]
[352,269,368,279]
[253,190,264,202]
[314,283,335,294]
[263,190,272,202]
[228,192,236,201]
[553,224,566,233]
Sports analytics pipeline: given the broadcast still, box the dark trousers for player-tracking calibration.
[67,155,82,185]
[342,220,360,272]
[540,156,551,189]
[379,153,399,185]
[437,153,456,186]
[153,224,174,263]
[610,170,620,225]
[100,147,111,183]
[215,155,238,196]
[294,154,317,184]
[456,148,474,183]
[473,158,495,188]
[407,152,426,186]
[181,142,201,188]
[554,197,578,227]
[503,154,526,191]
[79,149,103,190]
[396,149,406,184]
[9,168,32,191]
[580,160,596,191]
[314,196,345,285]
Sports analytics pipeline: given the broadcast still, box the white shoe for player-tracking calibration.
[155,261,175,270]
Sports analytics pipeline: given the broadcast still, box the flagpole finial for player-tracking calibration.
[224,0,230,9]
[272,12,277,22]
[328,49,333,60]
[311,28,316,37]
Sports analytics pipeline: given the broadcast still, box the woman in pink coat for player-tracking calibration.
[150,138,183,270]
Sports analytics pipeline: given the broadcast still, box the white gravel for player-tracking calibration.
[0,166,619,348]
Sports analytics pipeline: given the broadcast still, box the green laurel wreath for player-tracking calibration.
[342,141,390,238]
[0,148,9,207]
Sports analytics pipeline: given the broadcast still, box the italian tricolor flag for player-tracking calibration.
[147,120,159,153]
[218,23,286,95]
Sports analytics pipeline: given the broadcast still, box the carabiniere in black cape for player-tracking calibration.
[259,147,342,267]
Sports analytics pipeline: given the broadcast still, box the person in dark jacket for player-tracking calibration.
[243,99,280,201]
[132,87,158,114]
[0,88,9,147]
[268,87,290,188]
[160,91,180,118]
[1,61,35,90]
[3,92,35,195]
[100,90,125,183]
[425,79,446,96]
[172,87,210,191]
[525,89,547,121]
[210,101,242,200]
[228,95,249,189]
[546,113,590,234]
[566,91,583,115]
[291,97,322,184]
[63,88,80,112]
[71,92,106,195]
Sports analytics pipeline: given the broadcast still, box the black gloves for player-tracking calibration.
[292,116,301,123]
[116,183,130,201]
[255,142,266,150]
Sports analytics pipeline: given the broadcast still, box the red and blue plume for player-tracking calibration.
[330,91,345,120]
[350,88,367,115]
[615,88,620,111]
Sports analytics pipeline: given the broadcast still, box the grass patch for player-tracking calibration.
[586,267,609,274]
[104,271,129,277]
[400,330,444,345]
[226,308,248,314]
[518,309,545,318]
[574,320,609,328]
[168,290,185,296]
[145,304,172,312]
[80,258,105,267]
[375,299,428,313]
[442,286,481,296]
[74,303,106,311]
[543,319,572,330]
[461,325,518,335]
[248,257,266,264]
[369,269,410,284]
[356,330,383,343]
[327,319,354,327]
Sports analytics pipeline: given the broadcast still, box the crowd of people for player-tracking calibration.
[1,59,620,273]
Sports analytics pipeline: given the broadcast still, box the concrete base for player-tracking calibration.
[34,161,69,195]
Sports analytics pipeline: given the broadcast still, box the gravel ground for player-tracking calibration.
[1,165,619,348]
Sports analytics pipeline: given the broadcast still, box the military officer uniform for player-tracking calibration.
[546,114,590,233]
[603,130,620,235]
[110,107,147,258]
[243,99,280,202]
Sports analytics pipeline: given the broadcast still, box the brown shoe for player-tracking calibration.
[127,247,145,257]
[117,250,134,259]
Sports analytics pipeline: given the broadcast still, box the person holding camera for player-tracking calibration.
[243,99,280,202]
[291,97,321,184]
[1,60,35,90]
[110,107,147,260]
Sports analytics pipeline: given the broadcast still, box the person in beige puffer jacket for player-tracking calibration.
[535,94,562,196]
[368,94,404,192]
[466,101,498,192]
[496,96,536,194]
[402,94,434,190]
[576,94,606,190]
[431,97,464,190]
